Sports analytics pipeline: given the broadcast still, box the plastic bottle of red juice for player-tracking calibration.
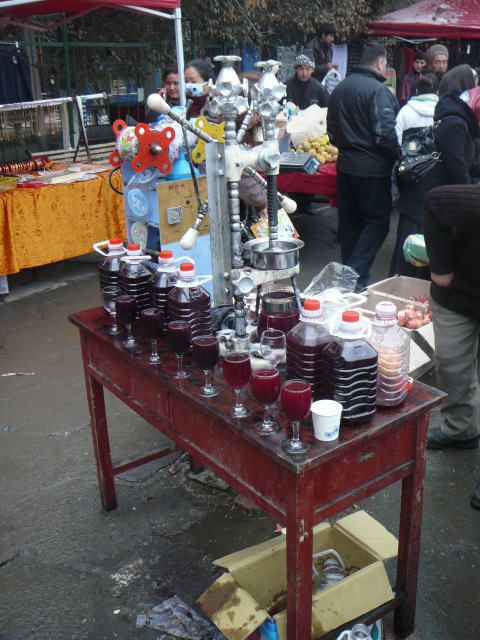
[95,238,126,290]
[323,310,378,425]
[117,243,154,316]
[167,262,212,338]
[285,299,332,401]
[148,250,179,328]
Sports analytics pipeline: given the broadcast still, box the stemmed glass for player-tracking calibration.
[250,366,281,435]
[260,329,286,368]
[101,286,122,335]
[115,295,137,348]
[281,379,312,454]
[223,352,252,418]
[140,308,164,363]
[192,335,220,397]
[167,320,191,379]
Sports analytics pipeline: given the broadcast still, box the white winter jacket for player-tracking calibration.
[395,94,439,144]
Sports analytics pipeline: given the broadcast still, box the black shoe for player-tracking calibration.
[427,427,480,450]
[471,483,480,510]
[304,202,320,216]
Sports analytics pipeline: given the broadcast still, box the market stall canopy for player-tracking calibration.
[0,0,180,19]
[367,0,480,39]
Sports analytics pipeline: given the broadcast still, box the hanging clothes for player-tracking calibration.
[0,45,33,104]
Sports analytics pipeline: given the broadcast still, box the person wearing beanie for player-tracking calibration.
[285,49,329,110]
[307,23,339,82]
[426,44,449,77]
[398,51,428,106]
[422,184,480,508]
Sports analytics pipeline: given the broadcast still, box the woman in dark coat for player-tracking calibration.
[389,64,480,279]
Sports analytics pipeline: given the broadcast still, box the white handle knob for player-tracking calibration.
[180,227,199,250]
[147,93,171,114]
[278,195,297,214]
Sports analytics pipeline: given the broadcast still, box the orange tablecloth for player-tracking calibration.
[0,171,126,275]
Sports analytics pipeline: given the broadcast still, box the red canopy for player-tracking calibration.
[0,0,180,19]
[367,0,480,39]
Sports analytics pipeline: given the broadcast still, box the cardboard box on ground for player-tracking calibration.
[198,510,398,640]
[355,276,435,379]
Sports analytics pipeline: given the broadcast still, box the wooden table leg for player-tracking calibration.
[394,411,429,638]
[80,334,117,511]
[286,473,314,640]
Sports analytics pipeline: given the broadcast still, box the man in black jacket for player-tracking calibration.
[327,42,400,290]
[422,184,480,508]
[285,50,329,110]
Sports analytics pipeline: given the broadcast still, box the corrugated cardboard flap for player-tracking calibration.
[197,573,268,640]
[214,522,332,573]
[334,510,398,561]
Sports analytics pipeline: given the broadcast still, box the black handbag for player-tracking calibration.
[396,122,441,184]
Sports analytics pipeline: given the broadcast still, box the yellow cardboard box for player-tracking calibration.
[198,510,397,640]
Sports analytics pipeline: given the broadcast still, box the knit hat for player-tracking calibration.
[294,49,315,69]
[426,44,449,63]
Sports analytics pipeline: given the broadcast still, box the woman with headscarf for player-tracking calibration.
[389,64,480,279]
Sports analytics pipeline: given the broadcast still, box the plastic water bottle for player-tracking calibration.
[148,250,179,327]
[94,238,126,290]
[285,299,332,401]
[367,301,410,407]
[167,262,212,338]
[117,243,154,316]
[324,311,378,425]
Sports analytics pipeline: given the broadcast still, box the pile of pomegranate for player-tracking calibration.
[397,294,432,329]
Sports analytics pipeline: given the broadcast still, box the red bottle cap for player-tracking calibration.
[159,250,173,259]
[180,262,194,271]
[128,243,141,251]
[342,311,360,323]
[303,299,320,311]
[109,237,122,245]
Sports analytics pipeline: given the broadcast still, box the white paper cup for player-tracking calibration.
[311,399,343,441]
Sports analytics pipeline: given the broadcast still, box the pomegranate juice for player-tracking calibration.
[167,321,191,355]
[223,353,251,390]
[281,380,312,422]
[250,368,281,405]
[192,336,220,371]
[116,295,137,325]
[140,308,164,339]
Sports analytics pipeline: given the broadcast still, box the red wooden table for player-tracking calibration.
[69,307,445,640]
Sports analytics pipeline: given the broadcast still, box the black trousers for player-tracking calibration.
[336,171,392,289]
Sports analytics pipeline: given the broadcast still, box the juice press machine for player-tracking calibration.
[110,55,303,349]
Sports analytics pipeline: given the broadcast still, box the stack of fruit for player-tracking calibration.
[294,135,338,164]
[397,294,432,329]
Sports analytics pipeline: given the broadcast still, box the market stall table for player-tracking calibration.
[277,163,338,208]
[0,169,125,276]
[69,307,445,640]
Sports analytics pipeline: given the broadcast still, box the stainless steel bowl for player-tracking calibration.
[243,238,304,270]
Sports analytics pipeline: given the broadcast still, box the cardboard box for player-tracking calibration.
[360,276,435,379]
[198,510,397,640]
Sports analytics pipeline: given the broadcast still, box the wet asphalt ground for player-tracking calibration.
[1,204,479,640]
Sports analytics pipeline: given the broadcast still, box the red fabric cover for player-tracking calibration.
[0,0,180,18]
[367,0,480,39]
[403,47,414,74]
[276,163,338,208]
[464,87,480,124]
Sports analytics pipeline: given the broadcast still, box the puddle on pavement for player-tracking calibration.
[170,500,277,559]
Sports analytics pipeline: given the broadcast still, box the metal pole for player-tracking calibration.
[173,8,186,107]
[62,22,74,148]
